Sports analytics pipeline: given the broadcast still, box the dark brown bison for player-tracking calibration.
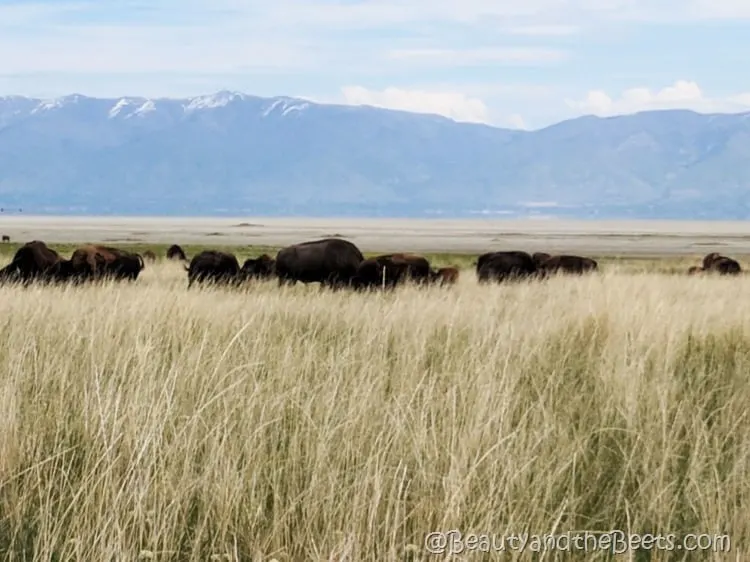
[143,250,157,263]
[532,252,551,267]
[241,254,276,280]
[432,266,460,286]
[1,235,9,243]
[0,240,62,284]
[108,252,145,280]
[274,238,364,289]
[536,254,598,277]
[166,244,187,261]
[185,250,242,288]
[710,258,741,275]
[381,253,432,285]
[53,244,145,283]
[351,253,432,290]
[702,252,722,270]
[476,251,537,283]
[702,252,741,275]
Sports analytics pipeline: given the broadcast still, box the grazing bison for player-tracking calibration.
[143,250,157,263]
[53,244,145,283]
[536,254,598,277]
[185,250,242,288]
[476,251,537,283]
[532,252,551,267]
[274,238,364,289]
[710,258,741,275]
[379,253,432,285]
[351,253,432,290]
[108,252,145,280]
[241,254,276,280]
[0,240,62,284]
[432,266,460,286]
[1,235,9,243]
[702,252,741,275]
[166,244,187,261]
[702,252,723,270]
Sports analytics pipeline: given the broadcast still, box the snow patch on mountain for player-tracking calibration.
[262,97,310,117]
[31,93,85,114]
[107,98,156,119]
[283,102,309,116]
[184,90,245,112]
[32,98,65,114]
[108,99,132,118]
[132,100,156,117]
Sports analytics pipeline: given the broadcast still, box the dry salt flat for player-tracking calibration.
[2,215,750,255]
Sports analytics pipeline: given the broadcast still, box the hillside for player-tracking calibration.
[1,91,750,218]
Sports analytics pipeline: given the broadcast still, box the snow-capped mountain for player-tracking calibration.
[1,90,750,218]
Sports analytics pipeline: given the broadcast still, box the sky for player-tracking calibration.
[1,0,750,130]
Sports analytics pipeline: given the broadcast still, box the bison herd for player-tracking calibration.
[0,237,745,291]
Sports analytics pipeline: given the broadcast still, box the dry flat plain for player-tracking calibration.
[0,216,749,561]
[3,214,750,255]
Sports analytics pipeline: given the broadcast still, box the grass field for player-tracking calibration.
[0,245,747,561]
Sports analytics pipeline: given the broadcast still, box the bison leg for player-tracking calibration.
[277,276,295,288]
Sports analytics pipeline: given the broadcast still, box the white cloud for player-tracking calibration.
[233,0,750,27]
[213,0,568,28]
[340,86,492,124]
[567,80,750,116]
[685,0,750,19]
[244,0,750,27]
[505,25,581,36]
[505,114,528,129]
[4,0,746,85]
[0,26,316,73]
[0,2,88,25]
[0,1,571,78]
[337,86,530,129]
[386,47,567,65]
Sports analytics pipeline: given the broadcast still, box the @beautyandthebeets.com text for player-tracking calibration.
[423,529,731,556]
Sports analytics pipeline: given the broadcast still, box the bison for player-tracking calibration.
[185,250,242,288]
[166,244,187,261]
[1,235,9,243]
[0,240,62,284]
[532,252,551,267]
[143,250,157,263]
[351,253,432,290]
[476,251,537,283]
[53,244,145,283]
[431,266,460,286]
[536,254,598,277]
[377,253,432,285]
[241,254,276,280]
[107,252,145,280]
[702,252,741,275]
[274,238,364,289]
[710,258,741,275]
[687,265,703,275]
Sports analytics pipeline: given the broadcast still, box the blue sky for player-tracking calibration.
[1,0,750,130]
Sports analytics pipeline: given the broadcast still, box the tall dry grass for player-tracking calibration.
[0,260,747,561]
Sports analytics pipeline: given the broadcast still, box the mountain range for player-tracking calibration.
[1,90,750,218]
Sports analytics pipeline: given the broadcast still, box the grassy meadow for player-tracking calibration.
[0,244,748,561]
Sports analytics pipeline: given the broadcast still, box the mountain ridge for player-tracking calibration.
[1,90,750,219]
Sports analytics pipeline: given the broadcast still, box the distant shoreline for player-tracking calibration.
[1,215,750,255]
